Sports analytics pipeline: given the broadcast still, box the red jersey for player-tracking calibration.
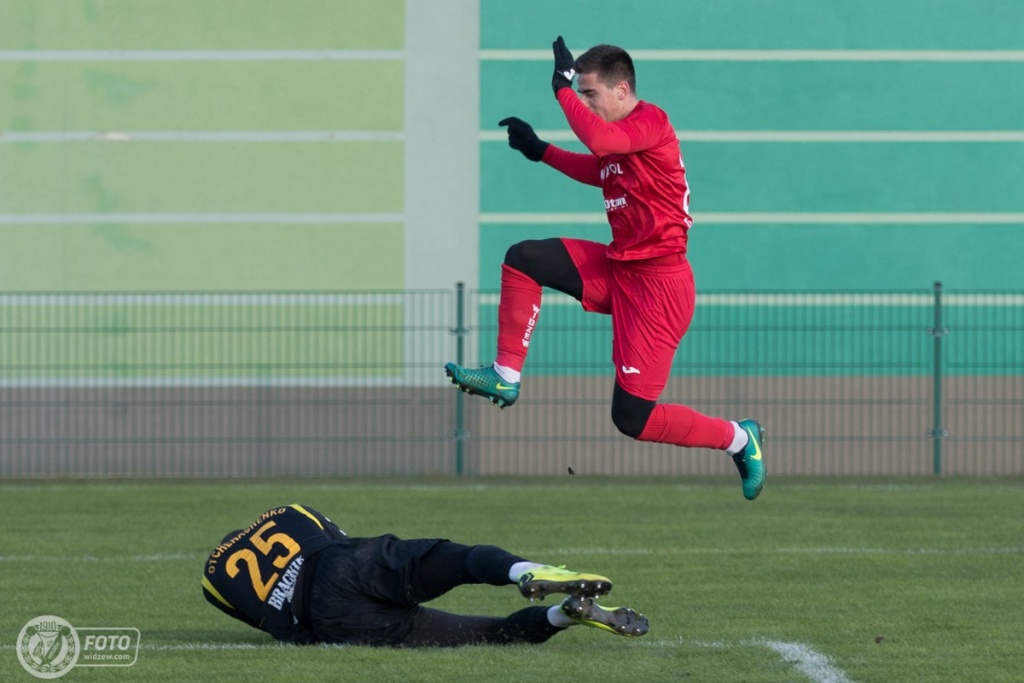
[543,90,691,261]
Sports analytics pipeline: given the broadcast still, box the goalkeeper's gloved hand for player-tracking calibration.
[551,35,576,94]
[498,117,550,162]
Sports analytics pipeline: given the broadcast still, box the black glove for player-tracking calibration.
[551,35,576,94]
[498,117,550,162]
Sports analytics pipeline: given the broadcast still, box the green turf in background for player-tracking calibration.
[0,223,403,291]
[0,0,404,49]
[2,62,404,131]
[0,479,1021,682]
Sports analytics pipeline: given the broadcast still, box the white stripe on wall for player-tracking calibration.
[12,130,1021,144]
[0,213,404,224]
[8,130,1018,145]
[480,212,1024,224]
[5,212,1020,226]
[0,293,406,305]
[5,292,1021,307]
[0,50,403,61]
[478,292,1024,307]
[480,130,1024,143]
[481,49,1024,62]
[0,131,404,143]
[7,49,1020,63]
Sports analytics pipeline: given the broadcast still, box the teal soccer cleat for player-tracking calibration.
[443,363,520,408]
[732,419,766,501]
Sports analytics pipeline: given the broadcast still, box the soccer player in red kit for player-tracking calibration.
[445,37,765,500]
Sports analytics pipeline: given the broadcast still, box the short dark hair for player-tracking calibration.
[575,44,636,94]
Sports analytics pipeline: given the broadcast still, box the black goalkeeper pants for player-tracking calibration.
[306,537,560,648]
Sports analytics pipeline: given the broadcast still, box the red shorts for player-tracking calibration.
[562,238,695,401]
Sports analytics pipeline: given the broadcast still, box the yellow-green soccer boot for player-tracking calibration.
[560,596,649,637]
[517,565,612,601]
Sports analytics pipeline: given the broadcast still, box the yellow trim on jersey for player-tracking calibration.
[202,576,236,610]
[290,504,324,530]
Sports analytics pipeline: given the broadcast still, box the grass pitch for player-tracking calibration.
[1,477,1021,682]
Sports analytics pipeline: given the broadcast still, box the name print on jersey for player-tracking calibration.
[600,162,623,180]
[267,555,304,610]
[604,196,628,212]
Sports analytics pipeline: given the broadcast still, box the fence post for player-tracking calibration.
[452,282,467,476]
[928,281,948,475]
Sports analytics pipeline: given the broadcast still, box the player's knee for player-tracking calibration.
[503,240,536,272]
[610,388,655,439]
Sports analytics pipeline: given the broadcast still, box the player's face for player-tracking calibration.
[576,72,631,122]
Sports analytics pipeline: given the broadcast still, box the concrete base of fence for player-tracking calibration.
[1,375,1020,477]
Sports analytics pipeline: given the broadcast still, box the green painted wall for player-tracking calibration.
[4,61,403,131]
[477,1,1024,377]
[0,0,404,49]
[1,0,405,292]
[480,0,1024,50]
[2,1,1022,383]
[478,1,1024,292]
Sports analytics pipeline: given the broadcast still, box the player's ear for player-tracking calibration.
[615,80,631,100]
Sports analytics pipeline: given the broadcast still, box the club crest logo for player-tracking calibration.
[17,616,80,679]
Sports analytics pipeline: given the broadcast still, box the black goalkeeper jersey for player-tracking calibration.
[202,504,346,642]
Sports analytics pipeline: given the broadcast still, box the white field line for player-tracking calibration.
[0,50,403,61]
[0,637,854,682]
[761,640,854,683]
[481,49,1024,62]
[638,638,854,683]
[3,546,1020,563]
[0,553,200,562]
[0,642,282,652]
[144,642,350,651]
[0,131,404,143]
[0,637,854,680]
[480,129,1024,143]
[143,643,280,651]
[480,211,1024,224]
[0,641,335,651]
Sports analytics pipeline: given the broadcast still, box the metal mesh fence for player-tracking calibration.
[1,284,1020,478]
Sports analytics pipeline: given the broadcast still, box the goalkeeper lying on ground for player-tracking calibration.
[202,504,649,647]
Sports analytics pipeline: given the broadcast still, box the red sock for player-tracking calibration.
[637,403,734,450]
[494,264,542,372]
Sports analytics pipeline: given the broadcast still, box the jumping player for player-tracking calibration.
[444,37,765,500]
[202,504,649,647]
